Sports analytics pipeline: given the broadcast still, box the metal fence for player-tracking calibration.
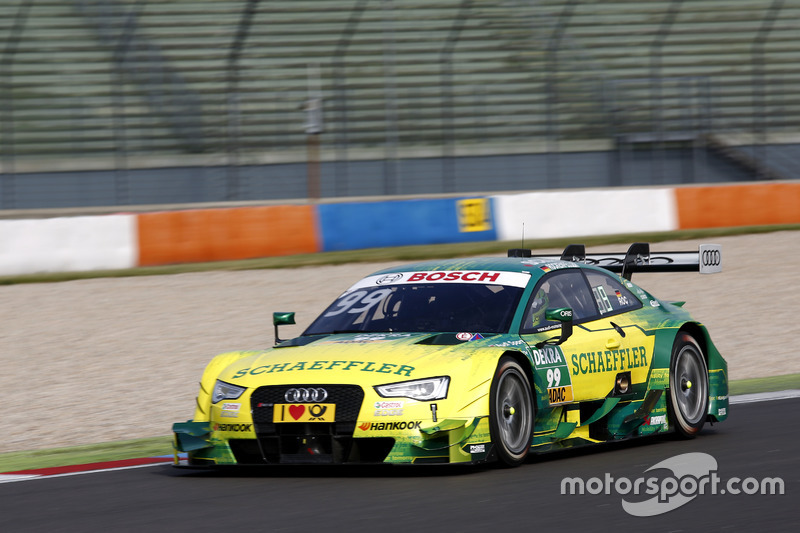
[1,0,799,210]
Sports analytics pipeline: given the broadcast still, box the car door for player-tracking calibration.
[520,269,603,407]
[567,269,654,401]
[520,268,652,404]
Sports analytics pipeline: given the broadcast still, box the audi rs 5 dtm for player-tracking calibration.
[173,242,728,467]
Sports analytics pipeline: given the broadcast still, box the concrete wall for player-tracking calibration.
[0,147,759,209]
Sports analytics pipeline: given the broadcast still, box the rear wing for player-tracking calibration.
[508,242,721,281]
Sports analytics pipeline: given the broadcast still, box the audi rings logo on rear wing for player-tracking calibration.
[701,249,720,266]
[699,244,722,274]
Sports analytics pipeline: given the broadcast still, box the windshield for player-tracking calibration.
[304,282,524,335]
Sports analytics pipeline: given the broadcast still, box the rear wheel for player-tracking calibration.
[489,357,534,467]
[668,333,709,438]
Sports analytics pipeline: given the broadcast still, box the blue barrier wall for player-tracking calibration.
[318,197,497,252]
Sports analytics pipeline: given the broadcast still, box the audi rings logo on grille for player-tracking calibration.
[284,388,328,403]
[702,249,721,267]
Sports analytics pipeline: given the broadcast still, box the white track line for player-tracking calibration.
[729,389,800,404]
[0,462,166,484]
[0,474,40,483]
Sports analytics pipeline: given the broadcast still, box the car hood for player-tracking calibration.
[217,332,508,388]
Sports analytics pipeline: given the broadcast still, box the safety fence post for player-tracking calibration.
[751,0,785,180]
[226,0,261,201]
[0,0,33,210]
[332,0,369,198]
[440,0,473,194]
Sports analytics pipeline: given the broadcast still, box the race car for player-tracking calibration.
[173,242,728,467]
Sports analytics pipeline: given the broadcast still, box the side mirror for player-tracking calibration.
[273,312,296,345]
[537,307,573,347]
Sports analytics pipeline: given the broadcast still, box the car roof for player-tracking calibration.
[370,256,589,281]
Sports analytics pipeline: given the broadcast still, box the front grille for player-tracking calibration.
[246,384,372,464]
[251,384,364,425]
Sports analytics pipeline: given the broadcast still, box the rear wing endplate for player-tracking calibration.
[509,242,722,281]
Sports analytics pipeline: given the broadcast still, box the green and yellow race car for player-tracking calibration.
[173,243,728,467]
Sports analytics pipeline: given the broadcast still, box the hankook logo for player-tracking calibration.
[284,387,328,403]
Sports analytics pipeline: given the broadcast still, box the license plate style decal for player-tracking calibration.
[272,403,336,422]
[547,385,574,406]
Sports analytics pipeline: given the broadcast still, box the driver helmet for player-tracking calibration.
[530,287,549,327]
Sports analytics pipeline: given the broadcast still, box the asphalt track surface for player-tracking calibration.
[2,399,796,533]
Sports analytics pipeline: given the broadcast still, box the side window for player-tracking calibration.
[521,270,596,334]
[583,270,642,316]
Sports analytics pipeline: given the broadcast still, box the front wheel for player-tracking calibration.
[489,357,534,467]
[668,333,709,438]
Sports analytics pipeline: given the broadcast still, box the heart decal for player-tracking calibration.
[288,404,305,420]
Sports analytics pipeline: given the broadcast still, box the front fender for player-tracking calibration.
[193,351,261,421]
[448,346,533,419]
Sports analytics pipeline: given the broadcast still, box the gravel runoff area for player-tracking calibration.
[2,231,799,453]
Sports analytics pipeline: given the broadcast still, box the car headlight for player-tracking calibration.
[374,377,450,401]
[212,380,246,404]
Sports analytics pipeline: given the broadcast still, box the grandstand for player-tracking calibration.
[1,0,799,200]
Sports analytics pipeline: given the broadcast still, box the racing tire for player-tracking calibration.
[668,333,709,439]
[489,356,534,467]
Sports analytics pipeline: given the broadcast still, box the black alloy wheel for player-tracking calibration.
[668,333,709,438]
[489,356,535,467]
